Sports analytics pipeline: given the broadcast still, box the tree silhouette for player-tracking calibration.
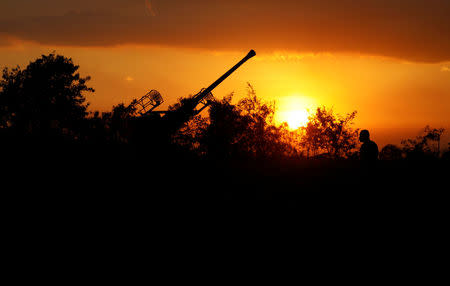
[236,84,277,158]
[107,102,138,143]
[0,53,94,138]
[401,126,445,160]
[379,144,403,160]
[301,107,359,159]
[202,94,250,159]
[442,143,450,161]
[172,114,209,154]
[197,85,299,160]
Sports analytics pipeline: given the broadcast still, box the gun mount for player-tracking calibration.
[162,49,256,134]
[127,50,256,146]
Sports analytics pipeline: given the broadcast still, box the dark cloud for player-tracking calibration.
[1,0,449,62]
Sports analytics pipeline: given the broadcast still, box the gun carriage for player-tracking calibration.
[126,50,256,146]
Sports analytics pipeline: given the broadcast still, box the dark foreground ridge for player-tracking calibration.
[2,140,448,276]
[2,141,448,222]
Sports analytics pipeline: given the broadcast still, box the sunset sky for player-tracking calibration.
[1,0,449,147]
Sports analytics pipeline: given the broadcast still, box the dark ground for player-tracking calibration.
[2,142,448,276]
[2,141,448,220]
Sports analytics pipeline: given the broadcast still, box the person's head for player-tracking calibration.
[359,130,370,143]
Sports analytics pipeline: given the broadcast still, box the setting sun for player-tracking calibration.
[278,109,310,129]
[275,95,317,130]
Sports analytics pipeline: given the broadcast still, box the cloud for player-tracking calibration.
[145,0,156,17]
[1,0,450,62]
[0,32,34,47]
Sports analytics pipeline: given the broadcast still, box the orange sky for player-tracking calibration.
[1,0,449,148]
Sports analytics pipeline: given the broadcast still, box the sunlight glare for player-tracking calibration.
[275,94,317,130]
[280,109,310,129]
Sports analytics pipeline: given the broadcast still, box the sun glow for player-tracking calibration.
[278,109,310,129]
[275,94,317,130]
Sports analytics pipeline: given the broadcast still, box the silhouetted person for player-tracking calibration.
[359,130,378,161]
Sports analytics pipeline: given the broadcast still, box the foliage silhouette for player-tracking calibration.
[301,107,359,159]
[235,84,296,158]
[0,53,94,138]
[177,85,300,160]
[379,144,403,161]
[442,143,450,160]
[401,126,445,160]
[171,113,209,155]
[99,102,138,143]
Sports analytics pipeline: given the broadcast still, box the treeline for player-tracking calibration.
[170,92,449,161]
[1,53,449,162]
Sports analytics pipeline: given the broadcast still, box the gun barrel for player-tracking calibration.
[161,50,256,135]
[193,50,256,104]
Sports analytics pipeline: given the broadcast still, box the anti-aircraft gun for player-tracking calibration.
[161,49,256,134]
[127,50,256,145]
